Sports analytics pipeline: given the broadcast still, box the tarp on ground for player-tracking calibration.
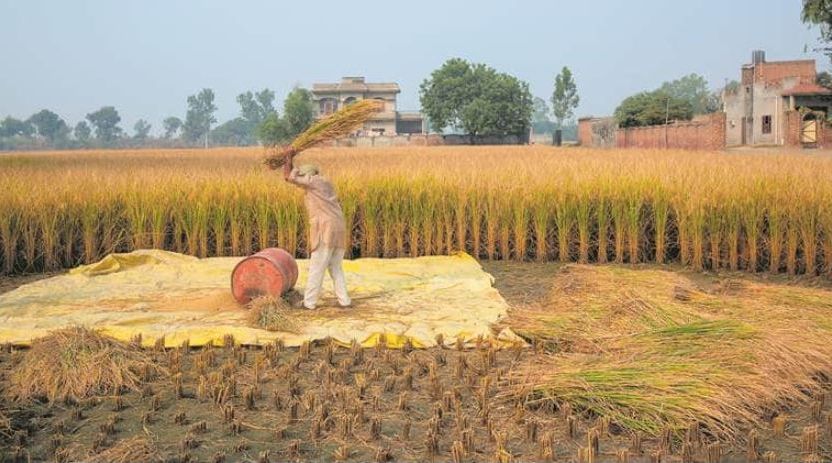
[0,250,517,348]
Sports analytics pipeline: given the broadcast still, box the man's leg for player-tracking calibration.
[327,248,351,307]
[303,247,333,309]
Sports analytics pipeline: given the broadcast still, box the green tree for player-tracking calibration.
[803,0,832,57]
[818,71,832,89]
[183,88,217,146]
[235,89,276,145]
[551,66,580,129]
[614,90,694,128]
[27,109,69,143]
[212,118,254,146]
[0,117,34,138]
[282,87,315,138]
[532,97,555,135]
[256,113,289,147]
[74,121,91,144]
[133,119,152,141]
[163,117,183,139]
[86,106,123,143]
[420,58,533,139]
[659,73,714,115]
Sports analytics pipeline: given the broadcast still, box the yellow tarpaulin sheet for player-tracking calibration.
[0,250,517,348]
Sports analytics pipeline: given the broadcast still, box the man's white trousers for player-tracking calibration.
[303,247,351,309]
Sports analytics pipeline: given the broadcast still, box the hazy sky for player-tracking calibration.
[0,0,826,134]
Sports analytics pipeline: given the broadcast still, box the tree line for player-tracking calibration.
[0,87,315,151]
[4,58,745,150]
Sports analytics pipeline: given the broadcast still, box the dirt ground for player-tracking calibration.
[0,263,831,462]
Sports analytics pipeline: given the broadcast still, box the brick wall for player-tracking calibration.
[784,110,801,147]
[578,117,617,148]
[784,110,832,149]
[754,61,816,87]
[614,113,726,151]
[578,118,593,146]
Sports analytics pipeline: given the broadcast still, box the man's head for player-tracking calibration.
[297,164,319,177]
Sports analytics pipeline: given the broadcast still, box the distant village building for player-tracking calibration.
[579,50,832,150]
[723,50,832,146]
[311,77,425,136]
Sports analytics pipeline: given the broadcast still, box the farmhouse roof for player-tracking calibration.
[313,77,400,94]
[781,83,832,96]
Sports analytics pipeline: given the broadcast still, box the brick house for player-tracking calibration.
[723,50,832,147]
[311,77,425,135]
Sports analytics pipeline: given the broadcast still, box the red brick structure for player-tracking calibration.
[579,113,726,151]
[784,109,832,148]
[741,59,816,88]
[615,113,726,151]
[577,118,593,148]
[725,51,832,147]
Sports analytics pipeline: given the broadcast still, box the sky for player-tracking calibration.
[0,0,827,135]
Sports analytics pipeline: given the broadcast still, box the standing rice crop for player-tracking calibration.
[1,146,831,277]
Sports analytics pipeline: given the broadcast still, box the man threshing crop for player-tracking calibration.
[264,99,384,309]
[283,153,351,310]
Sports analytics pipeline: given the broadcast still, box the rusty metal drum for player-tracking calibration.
[231,248,299,304]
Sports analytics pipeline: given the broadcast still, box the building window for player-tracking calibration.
[762,115,772,134]
[319,98,337,115]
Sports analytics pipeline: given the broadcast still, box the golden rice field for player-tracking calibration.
[1,146,832,276]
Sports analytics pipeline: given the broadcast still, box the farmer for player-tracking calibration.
[283,151,351,309]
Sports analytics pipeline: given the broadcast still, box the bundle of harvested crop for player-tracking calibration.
[264,98,384,170]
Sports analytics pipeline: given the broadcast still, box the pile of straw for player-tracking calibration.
[506,265,832,440]
[247,295,300,332]
[8,327,165,403]
[87,437,161,463]
[264,99,384,169]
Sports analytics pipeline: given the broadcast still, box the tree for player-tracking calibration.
[234,88,277,145]
[27,109,69,143]
[237,89,275,126]
[256,113,289,147]
[282,87,315,138]
[74,121,91,144]
[659,73,714,115]
[183,88,217,146]
[551,67,580,129]
[614,90,694,128]
[163,117,183,139]
[803,0,832,57]
[86,106,123,143]
[0,117,34,138]
[532,97,555,135]
[420,58,533,139]
[133,119,152,141]
[212,118,254,146]
[818,71,832,89]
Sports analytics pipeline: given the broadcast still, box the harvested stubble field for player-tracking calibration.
[0,266,830,462]
[1,146,832,276]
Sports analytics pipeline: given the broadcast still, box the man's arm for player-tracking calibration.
[282,150,293,181]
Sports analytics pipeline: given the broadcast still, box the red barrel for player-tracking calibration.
[231,248,299,304]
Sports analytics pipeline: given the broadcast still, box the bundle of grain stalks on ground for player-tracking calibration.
[86,436,161,463]
[506,264,832,440]
[247,294,300,332]
[1,147,832,278]
[9,327,165,403]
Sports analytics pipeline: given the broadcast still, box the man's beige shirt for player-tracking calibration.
[287,169,347,251]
